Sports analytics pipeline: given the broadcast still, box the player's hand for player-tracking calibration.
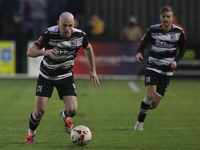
[90,71,100,86]
[136,53,144,63]
[171,61,177,70]
[44,49,58,58]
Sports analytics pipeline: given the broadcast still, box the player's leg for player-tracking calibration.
[26,96,49,144]
[62,95,77,117]
[135,85,158,130]
[26,75,53,144]
[61,96,77,134]
[150,73,171,108]
[135,70,160,130]
[150,93,162,108]
[146,85,162,109]
[31,96,49,130]
[135,72,171,130]
[56,76,77,134]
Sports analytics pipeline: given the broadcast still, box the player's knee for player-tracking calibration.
[35,111,44,118]
[146,94,154,101]
[34,110,45,118]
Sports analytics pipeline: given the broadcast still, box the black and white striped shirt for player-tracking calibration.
[34,25,89,80]
[140,23,186,76]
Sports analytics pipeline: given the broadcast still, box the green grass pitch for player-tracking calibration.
[0,78,199,150]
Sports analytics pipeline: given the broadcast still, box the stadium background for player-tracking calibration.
[0,0,199,78]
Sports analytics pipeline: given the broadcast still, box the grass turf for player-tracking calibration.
[0,78,199,150]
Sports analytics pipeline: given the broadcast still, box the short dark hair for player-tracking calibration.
[160,6,174,15]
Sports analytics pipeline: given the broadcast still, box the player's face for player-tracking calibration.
[58,19,74,39]
[160,11,173,31]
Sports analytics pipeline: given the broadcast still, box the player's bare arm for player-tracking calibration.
[136,53,144,63]
[84,43,100,86]
[27,45,58,58]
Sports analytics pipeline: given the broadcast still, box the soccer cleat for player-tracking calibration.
[134,122,144,130]
[61,109,73,134]
[25,134,35,144]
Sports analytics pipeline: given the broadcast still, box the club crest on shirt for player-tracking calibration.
[146,76,151,83]
[71,40,77,47]
[170,35,176,41]
[37,85,43,92]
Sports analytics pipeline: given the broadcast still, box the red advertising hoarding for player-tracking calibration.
[73,42,139,77]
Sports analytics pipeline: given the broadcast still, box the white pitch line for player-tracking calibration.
[128,81,140,92]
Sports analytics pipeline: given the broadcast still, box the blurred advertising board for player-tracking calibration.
[74,42,139,77]
[174,43,200,76]
[0,41,16,74]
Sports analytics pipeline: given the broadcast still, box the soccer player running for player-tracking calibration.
[25,12,100,144]
[134,6,186,130]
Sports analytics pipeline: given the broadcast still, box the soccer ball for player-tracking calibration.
[70,125,92,146]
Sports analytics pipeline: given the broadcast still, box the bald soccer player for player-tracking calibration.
[25,12,99,144]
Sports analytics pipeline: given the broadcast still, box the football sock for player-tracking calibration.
[138,100,150,122]
[29,111,42,131]
[61,109,69,120]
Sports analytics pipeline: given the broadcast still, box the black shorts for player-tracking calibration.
[36,75,77,100]
[145,70,171,97]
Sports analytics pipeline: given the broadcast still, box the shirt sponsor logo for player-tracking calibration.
[155,39,174,48]
[55,47,77,55]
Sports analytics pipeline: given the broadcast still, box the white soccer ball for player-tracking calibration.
[70,125,92,146]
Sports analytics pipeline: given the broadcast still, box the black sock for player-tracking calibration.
[138,101,150,122]
[64,110,69,117]
[29,112,41,131]
[61,109,69,120]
